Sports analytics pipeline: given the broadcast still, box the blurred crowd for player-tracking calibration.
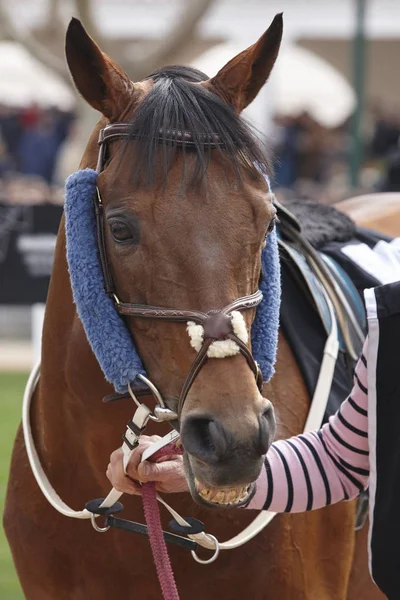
[0,103,75,204]
[271,104,400,204]
[271,112,339,188]
[0,101,400,207]
[369,104,400,192]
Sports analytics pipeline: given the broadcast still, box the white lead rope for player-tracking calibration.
[22,311,338,558]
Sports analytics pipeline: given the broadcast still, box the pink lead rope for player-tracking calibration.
[141,441,184,600]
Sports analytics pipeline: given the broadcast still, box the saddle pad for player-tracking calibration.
[279,250,356,421]
[280,226,394,420]
[320,252,366,332]
[278,239,366,354]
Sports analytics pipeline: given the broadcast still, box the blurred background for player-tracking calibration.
[0,0,399,597]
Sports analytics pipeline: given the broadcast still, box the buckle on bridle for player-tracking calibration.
[128,377,178,422]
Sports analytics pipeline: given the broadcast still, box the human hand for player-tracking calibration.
[106,435,189,495]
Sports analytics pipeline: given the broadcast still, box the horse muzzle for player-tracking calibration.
[181,402,275,508]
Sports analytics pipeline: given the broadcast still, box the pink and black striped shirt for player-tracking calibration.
[247,340,370,512]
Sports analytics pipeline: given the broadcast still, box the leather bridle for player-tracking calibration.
[94,122,264,419]
[21,122,340,572]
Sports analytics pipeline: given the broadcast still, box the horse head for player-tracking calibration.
[65,14,283,508]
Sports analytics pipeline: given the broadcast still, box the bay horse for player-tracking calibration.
[4,15,383,600]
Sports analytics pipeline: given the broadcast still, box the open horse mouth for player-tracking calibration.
[182,444,259,508]
[194,478,256,508]
[183,453,256,508]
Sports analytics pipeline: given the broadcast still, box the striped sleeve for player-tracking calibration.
[247,339,370,512]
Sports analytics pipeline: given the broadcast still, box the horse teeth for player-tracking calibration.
[227,489,238,503]
[195,478,251,505]
[194,478,205,492]
[214,491,224,503]
[239,485,250,500]
[201,489,212,500]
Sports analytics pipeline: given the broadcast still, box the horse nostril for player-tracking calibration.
[181,399,275,465]
[258,404,275,455]
[262,400,274,419]
[180,415,230,462]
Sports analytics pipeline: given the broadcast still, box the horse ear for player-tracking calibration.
[205,13,283,112]
[65,18,133,120]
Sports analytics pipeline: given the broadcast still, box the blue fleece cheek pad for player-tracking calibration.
[64,168,281,393]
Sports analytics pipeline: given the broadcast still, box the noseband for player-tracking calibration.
[94,123,264,420]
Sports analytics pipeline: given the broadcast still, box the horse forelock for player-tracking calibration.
[104,64,273,188]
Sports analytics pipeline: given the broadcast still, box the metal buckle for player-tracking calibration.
[90,513,110,533]
[128,376,178,422]
[128,382,147,410]
[153,406,178,422]
[191,534,220,564]
[137,374,166,408]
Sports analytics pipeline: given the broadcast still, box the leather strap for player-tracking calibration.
[105,515,198,551]
[178,339,213,416]
[21,362,148,519]
[94,194,115,295]
[117,303,207,323]
[98,123,224,153]
[227,332,262,387]
[116,291,264,414]
[116,290,263,323]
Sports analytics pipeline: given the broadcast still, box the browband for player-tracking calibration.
[96,123,225,173]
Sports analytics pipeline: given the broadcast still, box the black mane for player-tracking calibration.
[124,65,270,186]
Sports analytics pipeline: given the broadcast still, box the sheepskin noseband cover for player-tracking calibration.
[64,168,281,393]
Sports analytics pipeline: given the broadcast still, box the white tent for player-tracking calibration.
[0,42,75,110]
[192,42,355,128]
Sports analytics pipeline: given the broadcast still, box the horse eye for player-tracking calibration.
[266,217,276,235]
[262,217,276,248]
[109,220,134,243]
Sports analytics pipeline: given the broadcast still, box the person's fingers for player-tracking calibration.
[124,435,162,473]
[109,448,123,466]
[137,458,188,493]
[106,461,141,495]
[108,436,163,483]
[109,448,129,482]
[107,436,187,495]
[136,458,180,482]
[107,448,145,495]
